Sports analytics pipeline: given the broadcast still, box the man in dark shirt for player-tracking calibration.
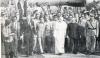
[23,17,33,56]
[67,19,80,54]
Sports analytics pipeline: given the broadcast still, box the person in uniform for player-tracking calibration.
[52,15,67,55]
[85,13,99,54]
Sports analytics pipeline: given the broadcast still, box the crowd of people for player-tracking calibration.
[1,0,100,58]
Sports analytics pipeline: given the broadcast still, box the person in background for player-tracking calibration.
[31,13,40,53]
[17,0,23,20]
[33,2,43,15]
[36,16,45,54]
[10,16,19,58]
[78,14,87,52]
[3,19,15,58]
[98,15,100,51]
[23,0,28,17]
[23,17,33,56]
[44,15,52,53]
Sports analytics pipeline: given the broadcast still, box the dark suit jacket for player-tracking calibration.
[67,23,79,39]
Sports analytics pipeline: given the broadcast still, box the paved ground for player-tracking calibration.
[2,53,100,58]
[1,43,100,58]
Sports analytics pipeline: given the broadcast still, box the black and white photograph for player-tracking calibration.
[0,0,100,58]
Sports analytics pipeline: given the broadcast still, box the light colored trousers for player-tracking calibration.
[86,36,96,52]
[33,35,44,53]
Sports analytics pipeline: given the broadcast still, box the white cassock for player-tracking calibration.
[52,21,67,54]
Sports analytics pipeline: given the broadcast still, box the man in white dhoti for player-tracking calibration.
[52,15,67,55]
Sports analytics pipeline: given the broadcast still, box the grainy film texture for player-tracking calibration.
[1,0,100,58]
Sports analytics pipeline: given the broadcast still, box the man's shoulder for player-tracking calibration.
[95,19,99,23]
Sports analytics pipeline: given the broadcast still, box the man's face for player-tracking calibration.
[40,18,44,23]
[69,16,73,19]
[36,13,40,18]
[45,16,49,21]
[81,14,84,18]
[58,13,61,17]
[54,17,58,21]
[90,15,94,21]
[12,17,16,22]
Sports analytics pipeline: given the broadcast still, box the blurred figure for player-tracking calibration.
[44,16,52,53]
[23,17,33,56]
[23,0,28,17]
[17,0,23,19]
[3,19,16,58]
[10,16,20,58]
[78,14,87,52]
[31,13,40,53]
[33,2,43,14]
[36,16,45,54]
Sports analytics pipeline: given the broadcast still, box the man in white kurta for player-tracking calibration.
[52,16,67,54]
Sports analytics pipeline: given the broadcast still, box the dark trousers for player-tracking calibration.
[45,36,53,53]
[65,38,74,53]
[73,39,79,53]
[78,26,86,52]
[24,33,33,55]
[4,42,14,58]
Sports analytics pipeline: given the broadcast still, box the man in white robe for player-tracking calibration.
[52,15,67,55]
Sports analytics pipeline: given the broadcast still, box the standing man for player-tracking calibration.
[78,14,87,52]
[67,19,80,54]
[44,16,52,53]
[3,19,16,58]
[31,13,40,53]
[23,17,33,56]
[36,17,45,54]
[85,13,99,54]
[17,0,23,19]
[52,15,67,55]
[10,17,20,58]
[23,0,27,17]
